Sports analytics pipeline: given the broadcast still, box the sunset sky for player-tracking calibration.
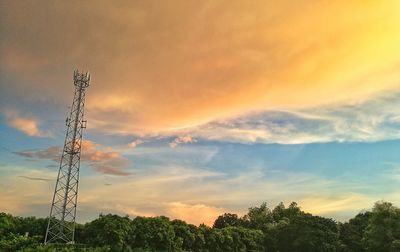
[2,0,400,226]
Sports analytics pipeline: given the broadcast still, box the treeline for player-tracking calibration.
[1,201,400,251]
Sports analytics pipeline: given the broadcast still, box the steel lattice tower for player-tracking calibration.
[45,70,90,244]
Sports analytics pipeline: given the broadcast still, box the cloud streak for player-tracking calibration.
[18,175,52,182]
[14,140,132,176]
[171,90,400,145]
[15,146,61,162]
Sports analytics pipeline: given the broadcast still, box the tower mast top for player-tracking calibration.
[73,70,90,89]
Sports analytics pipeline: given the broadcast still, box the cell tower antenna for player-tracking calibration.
[44,70,91,244]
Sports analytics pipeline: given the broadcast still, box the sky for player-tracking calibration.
[1,0,400,226]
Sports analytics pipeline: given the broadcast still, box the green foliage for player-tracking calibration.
[201,225,263,251]
[23,243,112,252]
[338,211,371,252]
[130,216,176,251]
[0,213,17,235]
[390,240,400,252]
[363,201,400,252]
[82,213,132,251]
[0,233,40,252]
[4,201,400,251]
[213,213,240,229]
[271,202,302,222]
[242,202,274,231]
[273,214,339,252]
[171,219,197,250]
[0,213,48,251]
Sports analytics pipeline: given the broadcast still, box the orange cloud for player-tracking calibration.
[107,201,226,226]
[2,1,400,135]
[166,202,226,226]
[3,110,44,137]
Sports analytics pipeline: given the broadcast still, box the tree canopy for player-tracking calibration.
[1,201,400,251]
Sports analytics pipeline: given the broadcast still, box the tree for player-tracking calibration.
[83,214,132,251]
[338,211,371,252]
[0,233,40,252]
[130,216,176,251]
[274,213,339,252]
[363,201,400,252]
[0,213,17,236]
[390,240,400,252]
[271,202,302,223]
[7,201,400,251]
[225,226,264,251]
[171,219,197,251]
[213,213,240,229]
[15,216,48,240]
[242,202,273,231]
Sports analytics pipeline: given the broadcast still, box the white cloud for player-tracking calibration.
[165,90,400,145]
